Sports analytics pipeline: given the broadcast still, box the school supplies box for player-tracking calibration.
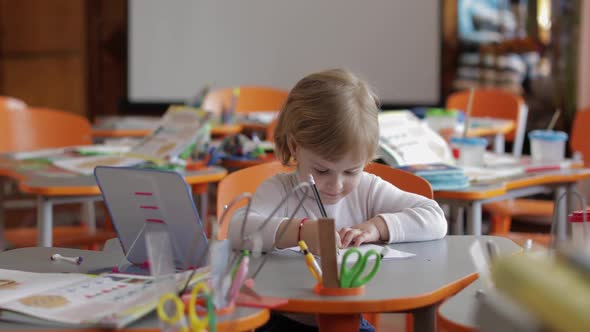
[0,268,206,328]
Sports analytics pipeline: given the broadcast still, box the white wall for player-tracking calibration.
[129,0,440,105]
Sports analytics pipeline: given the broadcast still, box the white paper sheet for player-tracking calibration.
[287,243,415,264]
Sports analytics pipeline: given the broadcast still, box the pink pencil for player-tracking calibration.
[226,256,249,304]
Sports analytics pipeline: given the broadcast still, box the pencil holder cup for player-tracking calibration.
[185,159,206,171]
[568,209,590,247]
[313,283,365,296]
[528,130,568,163]
[450,137,487,167]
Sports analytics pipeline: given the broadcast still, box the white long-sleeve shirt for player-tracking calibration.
[228,171,447,251]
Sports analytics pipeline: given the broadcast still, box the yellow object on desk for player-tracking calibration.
[298,240,323,283]
[157,282,215,332]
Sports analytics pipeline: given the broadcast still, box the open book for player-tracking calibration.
[0,268,206,328]
[52,106,212,175]
[378,111,454,167]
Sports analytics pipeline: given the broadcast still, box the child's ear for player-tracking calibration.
[287,135,298,159]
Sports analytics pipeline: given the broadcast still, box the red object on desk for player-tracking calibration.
[524,164,563,173]
[235,292,288,309]
[452,147,460,159]
[568,209,590,222]
[235,279,288,309]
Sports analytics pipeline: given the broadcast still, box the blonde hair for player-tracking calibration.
[274,68,380,165]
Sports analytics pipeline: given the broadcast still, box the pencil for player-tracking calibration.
[308,174,328,218]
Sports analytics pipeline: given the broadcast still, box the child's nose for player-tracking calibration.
[326,174,343,191]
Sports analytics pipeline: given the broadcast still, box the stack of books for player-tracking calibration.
[397,163,469,190]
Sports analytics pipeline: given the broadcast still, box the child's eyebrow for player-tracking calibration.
[345,166,363,172]
[312,162,329,169]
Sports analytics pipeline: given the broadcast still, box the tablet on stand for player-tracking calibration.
[95,167,208,273]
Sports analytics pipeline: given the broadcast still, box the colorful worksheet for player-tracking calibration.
[0,268,207,328]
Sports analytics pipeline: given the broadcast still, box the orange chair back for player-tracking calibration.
[571,107,590,166]
[201,86,288,114]
[363,162,433,199]
[0,96,26,111]
[446,89,526,143]
[217,162,293,239]
[265,118,278,142]
[0,107,92,153]
[216,161,433,239]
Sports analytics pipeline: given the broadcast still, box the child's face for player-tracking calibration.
[294,147,366,205]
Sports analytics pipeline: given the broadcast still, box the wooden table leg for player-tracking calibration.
[317,313,360,332]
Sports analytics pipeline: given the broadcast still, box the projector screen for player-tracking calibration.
[129,0,441,106]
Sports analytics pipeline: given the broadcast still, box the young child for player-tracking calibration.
[228,68,447,332]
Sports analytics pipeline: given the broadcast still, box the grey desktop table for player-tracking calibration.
[437,277,485,331]
[435,167,590,237]
[0,239,269,331]
[249,235,521,332]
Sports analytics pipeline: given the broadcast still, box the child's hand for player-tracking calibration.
[338,217,388,247]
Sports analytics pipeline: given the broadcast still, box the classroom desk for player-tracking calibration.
[435,167,590,238]
[92,115,243,139]
[250,235,521,332]
[0,243,270,332]
[465,117,515,154]
[437,277,485,332]
[220,153,276,170]
[0,155,227,247]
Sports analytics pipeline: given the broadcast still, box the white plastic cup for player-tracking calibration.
[451,137,488,167]
[528,130,568,163]
[568,209,590,247]
[425,108,458,135]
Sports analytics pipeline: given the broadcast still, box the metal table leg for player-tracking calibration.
[37,196,53,247]
[412,305,436,332]
[466,202,482,235]
[450,205,465,235]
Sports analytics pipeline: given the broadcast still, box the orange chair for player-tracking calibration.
[446,88,528,157]
[0,107,115,248]
[0,107,92,153]
[216,161,293,239]
[217,161,432,331]
[0,96,27,111]
[201,86,288,115]
[484,107,590,245]
[203,86,287,169]
[265,117,278,142]
[216,161,433,238]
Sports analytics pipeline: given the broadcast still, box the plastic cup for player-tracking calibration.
[425,108,459,135]
[451,137,488,167]
[567,209,590,247]
[528,130,568,163]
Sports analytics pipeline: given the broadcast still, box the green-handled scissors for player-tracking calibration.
[339,248,382,288]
